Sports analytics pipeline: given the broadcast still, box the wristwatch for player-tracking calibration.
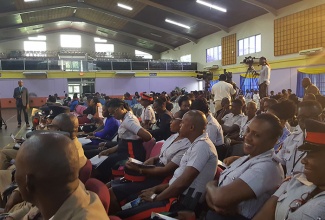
[150,193,157,201]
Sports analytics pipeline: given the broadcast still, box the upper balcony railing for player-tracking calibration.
[0,59,197,72]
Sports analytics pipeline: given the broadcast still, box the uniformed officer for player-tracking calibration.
[274,100,322,177]
[253,119,325,220]
[95,98,152,182]
[139,93,156,129]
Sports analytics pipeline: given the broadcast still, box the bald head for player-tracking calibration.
[51,113,79,139]
[302,77,311,88]
[18,80,23,87]
[179,110,207,141]
[15,132,79,203]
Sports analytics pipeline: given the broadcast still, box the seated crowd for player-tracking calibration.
[0,77,325,220]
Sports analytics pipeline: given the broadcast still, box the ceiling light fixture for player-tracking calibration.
[24,0,40,2]
[196,0,227,12]
[32,27,43,30]
[117,3,133,11]
[165,19,190,29]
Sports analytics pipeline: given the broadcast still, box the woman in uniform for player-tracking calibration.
[139,93,156,129]
[253,119,325,220]
[95,98,152,182]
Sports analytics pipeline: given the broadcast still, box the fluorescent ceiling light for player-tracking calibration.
[150,33,162,38]
[196,0,227,12]
[24,0,40,2]
[94,37,107,43]
[117,3,133,11]
[165,19,190,29]
[28,35,46,40]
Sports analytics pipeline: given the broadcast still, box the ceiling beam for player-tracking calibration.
[0,3,78,17]
[241,0,278,16]
[0,2,198,43]
[136,0,229,33]
[0,27,159,54]
[72,18,175,50]
[0,16,174,50]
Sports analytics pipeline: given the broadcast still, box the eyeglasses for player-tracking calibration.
[289,192,310,213]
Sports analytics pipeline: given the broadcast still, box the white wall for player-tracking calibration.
[161,0,325,71]
[0,32,160,59]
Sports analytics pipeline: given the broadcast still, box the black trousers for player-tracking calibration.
[259,82,268,99]
[16,105,29,125]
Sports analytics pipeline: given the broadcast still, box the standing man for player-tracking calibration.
[13,80,29,128]
[257,57,271,99]
[302,77,320,96]
[211,74,236,112]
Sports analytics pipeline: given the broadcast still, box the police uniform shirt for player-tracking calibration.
[274,127,291,153]
[218,149,284,219]
[158,133,191,166]
[140,105,156,124]
[235,115,254,138]
[274,174,325,220]
[222,113,245,127]
[274,125,305,177]
[118,111,142,140]
[207,113,224,146]
[169,133,217,202]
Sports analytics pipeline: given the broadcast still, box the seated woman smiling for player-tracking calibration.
[205,114,284,220]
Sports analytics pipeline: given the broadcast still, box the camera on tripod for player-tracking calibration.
[242,56,258,66]
[195,71,213,81]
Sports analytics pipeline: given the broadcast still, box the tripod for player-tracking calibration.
[239,64,258,95]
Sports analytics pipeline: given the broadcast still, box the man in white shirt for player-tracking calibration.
[211,74,236,112]
[256,57,271,99]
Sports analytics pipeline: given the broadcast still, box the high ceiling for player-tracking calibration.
[0,0,302,53]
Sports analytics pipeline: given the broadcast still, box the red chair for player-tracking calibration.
[85,178,110,213]
[79,160,92,184]
[143,138,156,160]
[149,141,164,158]
[214,166,224,182]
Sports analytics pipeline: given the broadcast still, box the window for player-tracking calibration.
[180,54,191,62]
[60,35,81,48]
[135,50,153,59]
[206,46,222,62]
[238,34,261,56]
[24,41,46,56]
[95,44,114,53]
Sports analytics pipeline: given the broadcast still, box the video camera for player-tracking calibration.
[195,71,213,81]
[242,56,259,66]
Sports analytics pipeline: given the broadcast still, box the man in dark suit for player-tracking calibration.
[13,80,29,128]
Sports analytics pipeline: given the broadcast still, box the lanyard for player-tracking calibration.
[290,148,306,175]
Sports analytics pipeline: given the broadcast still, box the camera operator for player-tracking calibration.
[211,74,236,112]
[256,57,271,98]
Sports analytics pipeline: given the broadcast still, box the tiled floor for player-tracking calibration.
[0,108,31,150]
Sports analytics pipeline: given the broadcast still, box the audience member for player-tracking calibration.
[178,95,192,113]
[263,98,278,113]
[114,110,217,219]
[13,133,109,220]
[253,119,325,220]
[303,93,316,101]
[69,93,79,112]
[206,114,284,219]
[149,98,172,141]
[214,97,231,118]
[302,77,320,96]
[95,99,152,182]
[219,99,245,136]
[139,93,156,129]
[274,100,322,177]
[211,74,236,112]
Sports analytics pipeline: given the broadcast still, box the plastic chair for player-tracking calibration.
[143,138,156,160]
[79,159,92,184]
[85,178,110,213]
[149,141,164,158]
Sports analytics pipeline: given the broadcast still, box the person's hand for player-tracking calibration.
[223,156,240,166]
[125,161,140,172]
[98,142,107,151]
[99,148,113,157]
[143,157,155,165]
[139,188,156,202]
[4,190,23,212]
